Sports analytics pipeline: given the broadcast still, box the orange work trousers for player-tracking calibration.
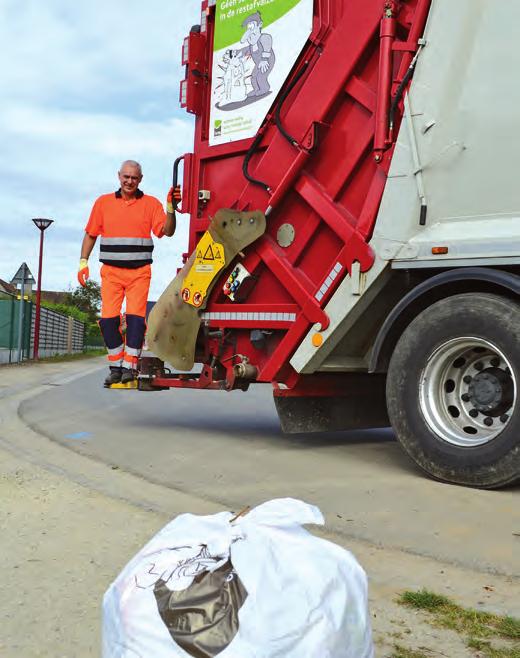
[100,264,151,368]
[100,264,151,318]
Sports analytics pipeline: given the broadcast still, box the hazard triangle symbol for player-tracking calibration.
[203,245,215,261]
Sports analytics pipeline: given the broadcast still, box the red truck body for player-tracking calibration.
[140,0,520,489]
[158,0,430,393]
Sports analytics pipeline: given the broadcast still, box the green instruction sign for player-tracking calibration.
[209,0,313,146]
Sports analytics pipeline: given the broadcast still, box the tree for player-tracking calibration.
[69,280,101,323]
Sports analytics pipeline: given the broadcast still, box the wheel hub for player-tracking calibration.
[419,337,516,447]
[468,368,513,414]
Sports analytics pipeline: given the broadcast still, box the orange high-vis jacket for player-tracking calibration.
[85,189,167,269]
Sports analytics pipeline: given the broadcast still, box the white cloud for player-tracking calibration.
[0,102,194,298]
[1,0,196,106]
[1,102,193,182]
[0,0,200,300]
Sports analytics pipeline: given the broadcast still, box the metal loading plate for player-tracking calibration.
[147,209,266,370]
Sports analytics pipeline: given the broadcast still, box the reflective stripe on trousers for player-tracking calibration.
[107,344,125,365]
[123,315,146,369]
[99,317,124,366]
[99,316,146,368]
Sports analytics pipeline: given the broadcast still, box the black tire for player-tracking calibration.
[386,293,520,488]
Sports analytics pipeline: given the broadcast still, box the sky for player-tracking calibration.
[0,0,199,300]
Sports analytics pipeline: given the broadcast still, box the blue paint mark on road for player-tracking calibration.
[64,432,92,441]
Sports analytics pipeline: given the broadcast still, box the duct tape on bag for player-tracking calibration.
[102,498,374,658]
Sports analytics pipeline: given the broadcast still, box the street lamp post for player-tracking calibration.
[32,218,54,360]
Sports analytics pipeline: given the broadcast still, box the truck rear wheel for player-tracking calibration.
[386,293,520,488]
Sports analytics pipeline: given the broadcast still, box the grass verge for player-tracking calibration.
[37,349,106,363]
[467,638,520,658]
[397,589,520,658]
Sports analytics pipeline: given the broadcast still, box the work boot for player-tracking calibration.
[120,367,137,385]
[104,367,122,387]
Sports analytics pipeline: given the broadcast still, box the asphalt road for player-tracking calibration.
[20,362,518,575]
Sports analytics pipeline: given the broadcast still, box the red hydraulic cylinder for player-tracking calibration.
[374,3,398,159]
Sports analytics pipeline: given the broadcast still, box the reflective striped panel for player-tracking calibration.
[107,344,124,364]
[101,238,154,246]
[315,263,343,302]
[124,346,141,358]
[107,344,124,357]
[100,237,154,267]
[201,312,296,322]
[100,252,153,261]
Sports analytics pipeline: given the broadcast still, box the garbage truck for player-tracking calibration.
[142,0,520,489]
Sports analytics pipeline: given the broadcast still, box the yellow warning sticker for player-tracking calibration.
[182,232,226,308]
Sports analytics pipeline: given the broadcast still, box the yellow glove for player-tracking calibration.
[78,258,89,287]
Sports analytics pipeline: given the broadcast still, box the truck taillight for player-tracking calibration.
[179,30,207,115]
[179,80,188,108]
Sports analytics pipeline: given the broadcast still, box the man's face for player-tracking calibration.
[242,21,261,45]
[118,165,142,197]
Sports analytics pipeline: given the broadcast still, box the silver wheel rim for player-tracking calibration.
[419,337,516,447]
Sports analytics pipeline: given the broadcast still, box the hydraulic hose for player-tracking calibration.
[242,60,311,191]
[242,131,270,192]
[388,66,415,135]
[275,60,310,148]
[388,43,424,136]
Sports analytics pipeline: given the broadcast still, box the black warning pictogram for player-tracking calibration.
[214,246,222,260]
[203,244,215,261]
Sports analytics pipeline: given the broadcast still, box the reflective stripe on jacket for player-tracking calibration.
[99,237,154,268]
[84,188,167,269]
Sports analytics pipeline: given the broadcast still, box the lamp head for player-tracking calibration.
[32,218,54,231]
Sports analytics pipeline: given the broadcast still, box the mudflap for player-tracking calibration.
[147,209,266,371]
[274,373,389,434]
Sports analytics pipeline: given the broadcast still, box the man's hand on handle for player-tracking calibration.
[78,258,89,287]
[166,186,182,214]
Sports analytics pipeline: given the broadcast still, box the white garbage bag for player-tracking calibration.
[102,498,374,658]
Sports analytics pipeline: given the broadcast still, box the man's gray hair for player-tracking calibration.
[120,160,142,175]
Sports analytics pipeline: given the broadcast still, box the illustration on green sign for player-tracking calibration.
[210,0,313,146]
[216,12,276,109]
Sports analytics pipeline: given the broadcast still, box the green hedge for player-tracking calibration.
[41,301,89,324]
[40,301,105,347]
[86,322,104,346]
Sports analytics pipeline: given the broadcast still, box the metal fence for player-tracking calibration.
[0,291,85,364]
[0,293,32,364]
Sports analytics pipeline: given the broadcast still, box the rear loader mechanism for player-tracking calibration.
[141,0,432,395]
[134,0,520,488]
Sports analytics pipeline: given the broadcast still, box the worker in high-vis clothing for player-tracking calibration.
[78,160,180,387]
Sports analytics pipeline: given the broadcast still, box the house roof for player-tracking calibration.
[0,278,17,295]
[41,290,71,304]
